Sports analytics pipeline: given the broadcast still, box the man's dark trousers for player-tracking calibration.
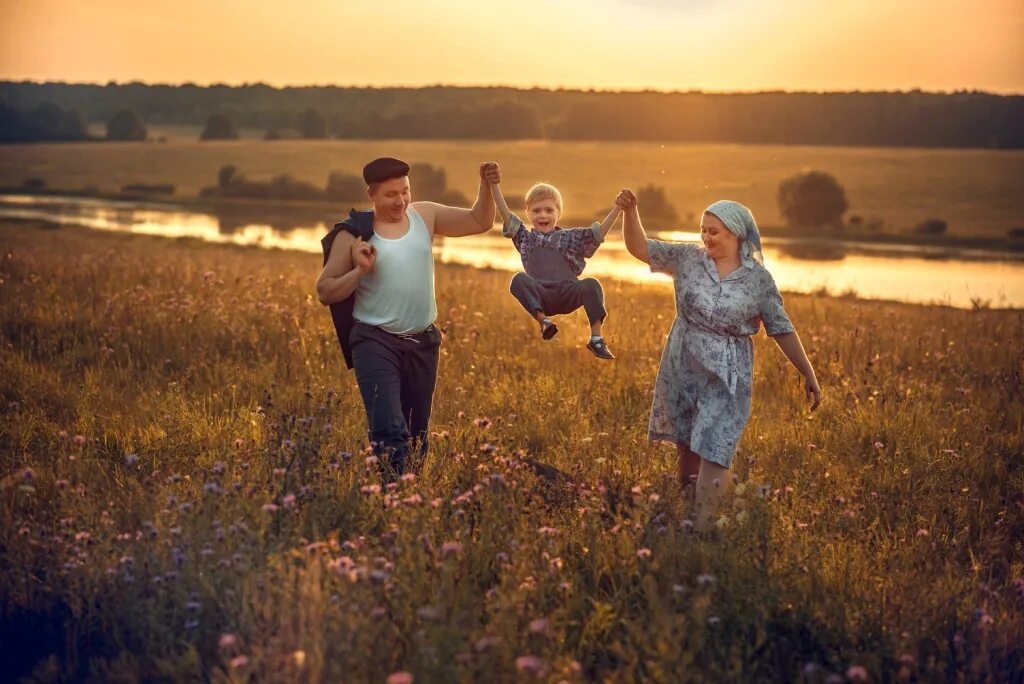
[350,322,441,476]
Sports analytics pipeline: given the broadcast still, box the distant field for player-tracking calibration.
[3,133,1023,236]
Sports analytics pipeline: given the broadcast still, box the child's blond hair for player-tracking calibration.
[524,183,563,213]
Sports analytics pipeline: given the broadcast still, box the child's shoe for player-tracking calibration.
[541,319,559,340]
[587,337,614,360]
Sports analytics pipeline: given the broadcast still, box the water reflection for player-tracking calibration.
[1,194,1021,309]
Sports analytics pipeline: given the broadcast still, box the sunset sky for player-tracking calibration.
[1,0,1022,93]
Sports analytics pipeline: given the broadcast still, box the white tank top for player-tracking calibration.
[353,206,437,335]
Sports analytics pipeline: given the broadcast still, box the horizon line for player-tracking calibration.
[1,78,1020,98]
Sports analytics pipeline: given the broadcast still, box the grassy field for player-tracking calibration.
[1,221,1022,682]
[2,138,1023,237]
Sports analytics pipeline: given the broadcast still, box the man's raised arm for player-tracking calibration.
[418,162,501,238]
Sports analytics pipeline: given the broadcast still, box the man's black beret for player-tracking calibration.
[362,157,411,185]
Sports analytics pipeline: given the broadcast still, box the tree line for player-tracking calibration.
[1,81,1021,148]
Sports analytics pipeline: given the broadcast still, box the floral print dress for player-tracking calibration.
[646,239,795,467]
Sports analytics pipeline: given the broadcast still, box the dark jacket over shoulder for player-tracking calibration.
[321,208,374,369]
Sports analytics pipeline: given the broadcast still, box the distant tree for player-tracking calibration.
[777,170,848,228]
[264,128,281,140]
[914,218,948,235]
[201,112,238,140]
[325,171,365,202]
[636,184,679,226]
[106,109,147,141]
[30,102,88,141]
[299,108,327,139]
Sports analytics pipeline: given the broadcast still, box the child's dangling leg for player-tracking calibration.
[579,278,613,359]
[510,272,558,339]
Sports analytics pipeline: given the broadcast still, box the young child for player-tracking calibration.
[491,179,621,359]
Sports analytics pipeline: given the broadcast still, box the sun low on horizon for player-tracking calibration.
[1,0,1022,94]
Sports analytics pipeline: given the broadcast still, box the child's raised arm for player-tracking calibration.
[596,204,623,239]
[489,179,514,226]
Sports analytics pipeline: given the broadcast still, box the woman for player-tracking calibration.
[617,189,821,530]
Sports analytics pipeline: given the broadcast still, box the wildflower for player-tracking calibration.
[386,672,414,684]
[262,503,279,513]
[873,441,884,450]
[55,479,69,489]
[916,529,929,537]
[898,654,915,666]
[21,467,34,481]
[707,616,721,627]
[417,606,441,620]
[680,519,695,531]
[474,636,500,651]
[846,665,868,681]
[636,548,652,559]
[441,541,462,556]
[696,573,716,587]
[803,663,817,678]
[360,484,381,495]
[124,453,138,466]
[515,655,546,675]
[272,467,287,477]
[474,417,491,428]
[72,435,86,445]
[230,655,249,669]
[282,493,296,508]
[528,618,548,634]
[733,482,746,496]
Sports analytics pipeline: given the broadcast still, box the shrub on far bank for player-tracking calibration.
[777,170,848,228]
[204,162,471,206]
[914,218,948,235]
[637,184,679,227]
[325,171,364,203]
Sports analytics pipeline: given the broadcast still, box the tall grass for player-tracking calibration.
[1,221,1021,682]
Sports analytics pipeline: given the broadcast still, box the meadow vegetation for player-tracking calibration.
[1,222,1021,682]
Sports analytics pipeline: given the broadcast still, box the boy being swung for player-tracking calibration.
[491,179,622,359]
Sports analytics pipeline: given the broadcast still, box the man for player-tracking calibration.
[317,157,501,478]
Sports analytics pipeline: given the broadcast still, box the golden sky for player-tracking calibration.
[1,0,1022,93]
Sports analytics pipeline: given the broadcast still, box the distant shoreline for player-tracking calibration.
[3,188,1023,262]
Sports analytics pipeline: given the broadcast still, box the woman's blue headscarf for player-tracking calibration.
[704,200,763,267]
